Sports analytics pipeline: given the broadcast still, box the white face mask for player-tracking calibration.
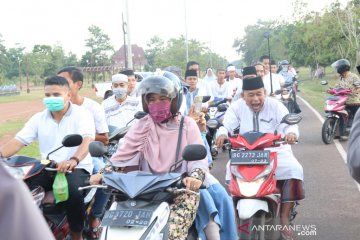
[112,87,127,99]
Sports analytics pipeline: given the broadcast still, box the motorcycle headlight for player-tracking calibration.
[237,177,265,197]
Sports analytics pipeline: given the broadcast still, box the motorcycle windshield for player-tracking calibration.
[103,171,182,199]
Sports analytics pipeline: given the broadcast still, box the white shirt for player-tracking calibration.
[220,97,303,181]
[208,80,233,99]
[263,73,282,95]
[81,97,109,134]
[102,95,142,129]
[227,77,242,98]
[15,104,95,173]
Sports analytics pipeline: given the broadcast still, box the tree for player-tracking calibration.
[0,34,10,85]
[144,35,164,71]
[83,25,114,83]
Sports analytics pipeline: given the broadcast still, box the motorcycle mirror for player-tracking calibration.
[281,114,302,125]
[274,89,282,95]
[134,111,148,119]
[207,119,220,129]
[202,96,211,103]
[46,134,83,160]
[89,141,107,158]
[320,80,328,85]
[182,144,207,161]
[62,134,83,147]
[217,103,228,112]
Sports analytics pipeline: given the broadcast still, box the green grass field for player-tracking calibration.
[297,67,339,113]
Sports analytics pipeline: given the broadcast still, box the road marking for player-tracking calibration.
[298,96,360,191]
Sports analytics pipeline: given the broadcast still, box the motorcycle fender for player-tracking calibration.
[236,199,269,220]
[325,113,339,119]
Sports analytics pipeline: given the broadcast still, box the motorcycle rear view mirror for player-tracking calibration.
[320,80,328,85]
[207,119,221,129]
[46,134,83,160]
[182,144,207,161]
[202,96,211,103]
[274,89,282,95]
[62,134,83,147]
[134,111,148,119]
[217,103,228,112]
[281,114,302,125]
[89,141,107,158]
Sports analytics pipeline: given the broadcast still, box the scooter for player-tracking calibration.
[4,134,96,240]
[226,114,302,240]
[80,143,207,240]
[206,98,229,158]
[321,87,352,144]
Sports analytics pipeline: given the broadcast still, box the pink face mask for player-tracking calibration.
[148,101,172,123]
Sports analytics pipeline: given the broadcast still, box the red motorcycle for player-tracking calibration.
[226,114,302,240]
[321,87,352,144]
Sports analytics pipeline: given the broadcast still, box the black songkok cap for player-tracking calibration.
[242,66,257,77]
[185,69,198,78]
[120,69,135,76]
[242,76,264,91]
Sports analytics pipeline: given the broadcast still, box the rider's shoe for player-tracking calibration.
[340,136,348,141]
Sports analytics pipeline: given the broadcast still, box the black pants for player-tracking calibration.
[26,169,89,232]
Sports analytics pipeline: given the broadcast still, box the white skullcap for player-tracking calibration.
[227,66,236,71]
[112,74,128,83]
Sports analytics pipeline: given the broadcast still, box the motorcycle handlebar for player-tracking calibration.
[78,185,108,191]
[44,167,72,173]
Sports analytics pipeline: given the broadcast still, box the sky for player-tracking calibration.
[0,0,349,62]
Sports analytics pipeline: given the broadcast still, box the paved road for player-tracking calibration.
[210,98,360,240]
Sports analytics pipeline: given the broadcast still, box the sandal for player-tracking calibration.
[86,217,102,239]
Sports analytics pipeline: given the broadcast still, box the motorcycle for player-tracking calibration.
[275,78,301,114]
[106,111,148,158]
[206,97,229,158]
[80,142,207,240]
[226,113,302,240]
[4,134,96,240]
[321,87,352,144]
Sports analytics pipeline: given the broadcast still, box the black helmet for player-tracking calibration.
[138,71,183,115]
[331,59,351,74]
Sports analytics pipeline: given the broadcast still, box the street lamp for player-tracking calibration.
[263,32,273,95]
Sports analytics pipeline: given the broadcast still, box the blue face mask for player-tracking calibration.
[43,97,65,112]
[113,87,128,99]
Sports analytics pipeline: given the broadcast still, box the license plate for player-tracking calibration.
[230,150,270,165]
[101,209,153,227]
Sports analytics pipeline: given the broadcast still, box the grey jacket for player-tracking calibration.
[348,110,360,183]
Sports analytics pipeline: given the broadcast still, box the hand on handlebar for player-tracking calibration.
[89,173,103,185]
[285,133,298,145]
[182,177,202,191]
[56,159,77,173]
[215,134,228,149]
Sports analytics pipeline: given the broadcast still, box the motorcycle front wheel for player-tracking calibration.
[322,118,337,144]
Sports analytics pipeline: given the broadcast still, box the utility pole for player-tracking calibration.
[184,0,189,63]
[264,32,273,95]
[122,12,128,68]
[125,0,133,69]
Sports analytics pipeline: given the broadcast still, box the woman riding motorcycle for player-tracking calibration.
[91,71,237,240]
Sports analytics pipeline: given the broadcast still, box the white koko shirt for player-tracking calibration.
[16,103,95,173]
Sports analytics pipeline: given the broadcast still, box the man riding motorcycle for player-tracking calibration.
[216,76,305,240]
[331,59,360,141]
[0,76,95,240]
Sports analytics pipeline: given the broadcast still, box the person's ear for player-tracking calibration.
[76,81,83,90]
[241,92,244,98]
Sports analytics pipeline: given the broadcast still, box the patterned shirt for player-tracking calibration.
[337,72,360,105]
